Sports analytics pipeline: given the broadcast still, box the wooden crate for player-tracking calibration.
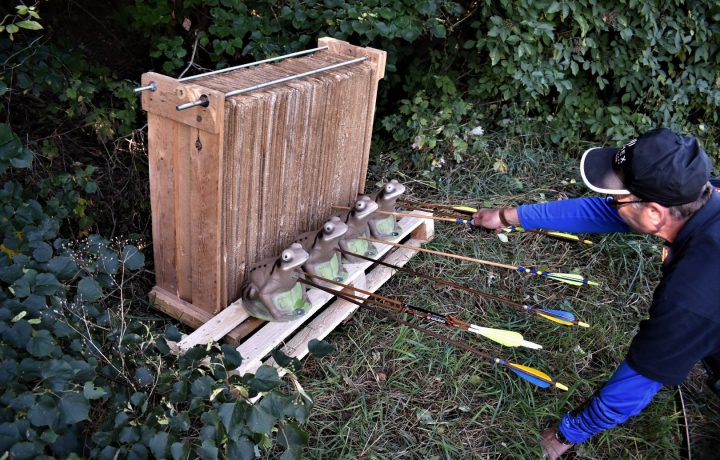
[174,212,433,375]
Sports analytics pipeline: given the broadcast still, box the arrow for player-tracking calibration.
[396,200,594,245]
[300,277,568,391]
[301,272,542,349]
[500,225,594,245]
[336,247,589,327]
[398,199,477,215]
[358,237,599,287]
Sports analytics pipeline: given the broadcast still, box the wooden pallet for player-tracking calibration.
[174,212,434,375]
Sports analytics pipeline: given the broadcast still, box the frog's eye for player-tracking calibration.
[281,250,294,262]
[323,222,335,234]
[384,183,395,194]
[355,200,367,212]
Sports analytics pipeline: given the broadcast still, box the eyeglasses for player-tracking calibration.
[605,196,648,207]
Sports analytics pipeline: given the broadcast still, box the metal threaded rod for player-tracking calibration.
[134,46,329,93]
[176,56,368,111]
[178,46,329,82]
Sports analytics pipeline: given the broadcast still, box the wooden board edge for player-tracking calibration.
[150,286,214,330]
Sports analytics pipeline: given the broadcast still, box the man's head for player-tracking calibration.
[580,128,713,239]
[580,127,712,206]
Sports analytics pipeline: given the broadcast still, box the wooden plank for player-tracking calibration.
[317,38,386,195]
[150,286,213,330]
[177,303,249,352]
[189,125,225,313]
[141,72,224,133]
[147,113,178,293]
[234,213,430,375]
[174,124,193,301]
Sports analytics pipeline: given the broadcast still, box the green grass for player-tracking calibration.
[295,130,720,459]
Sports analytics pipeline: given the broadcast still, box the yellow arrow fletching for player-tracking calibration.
[505,363,567,390]
[471,326,542,349]
[453,205,477,214]
[536,312,575,326]
[508,363,569,391]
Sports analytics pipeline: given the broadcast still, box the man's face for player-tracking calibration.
[610,194,651,233]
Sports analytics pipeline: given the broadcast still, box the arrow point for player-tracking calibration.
[578,321,590,328]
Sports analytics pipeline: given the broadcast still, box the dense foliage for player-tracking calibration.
[2,0,720,458]
[0,3,322,458]
[126,0,720,175]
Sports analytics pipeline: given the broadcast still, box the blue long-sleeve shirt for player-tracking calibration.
[515,197,661,444]
[517,196,630,233]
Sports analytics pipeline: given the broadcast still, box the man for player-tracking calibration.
[471,128,720,458]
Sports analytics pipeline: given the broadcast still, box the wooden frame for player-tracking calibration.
[142,39,387,326]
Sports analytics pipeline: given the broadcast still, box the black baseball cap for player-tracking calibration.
[580,128,712,206]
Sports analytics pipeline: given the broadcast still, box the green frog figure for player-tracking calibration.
[241,243,312,322]
[295,216,349,287]
[368,179,406,239]
[338,195,379,263]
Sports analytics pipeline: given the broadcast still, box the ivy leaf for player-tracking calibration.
[47,256,79,280]
[277,420,308,454]
[247,405,276,434]
[169,412,191,432]
[271,349,300,372]
[77,277,103,302]
[171,441,190,460]
[248,365,283,392]
[197,440,219,460]
[119,426,140,443]
[135,367,155,387]
[97,250,119,275]
[165,325,182,342]
[218,403,236,433]
[31,242,53,262]
[308,338,335,358]
[59,392,90,424]
[27,329,57,357]
[83,381,107,400]
[226,437,255,460]
[260,392,291,419]
[122,245,145,270]
[190,375,214,397]
[149,431,169,459]
[28,395,58,427]
[221,344,242,368]
[34,272,62,296]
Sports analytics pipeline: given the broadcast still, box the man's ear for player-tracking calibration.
[644,202,667,228]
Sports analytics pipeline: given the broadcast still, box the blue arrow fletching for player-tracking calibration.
[539,308,576,322]
[507,363,552,388]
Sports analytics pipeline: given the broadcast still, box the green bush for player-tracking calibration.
[125,0,720,175]
[0,122,317,458]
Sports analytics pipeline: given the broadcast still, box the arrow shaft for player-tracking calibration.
[336,247,585,326]
[301,273,471,330]
[359,236,518,271]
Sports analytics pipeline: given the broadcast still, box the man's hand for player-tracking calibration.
[540,426,573,460]
[471,208,502,231]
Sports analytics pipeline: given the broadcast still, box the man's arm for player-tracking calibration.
[541,360,663,459]
[472,197,630,233]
